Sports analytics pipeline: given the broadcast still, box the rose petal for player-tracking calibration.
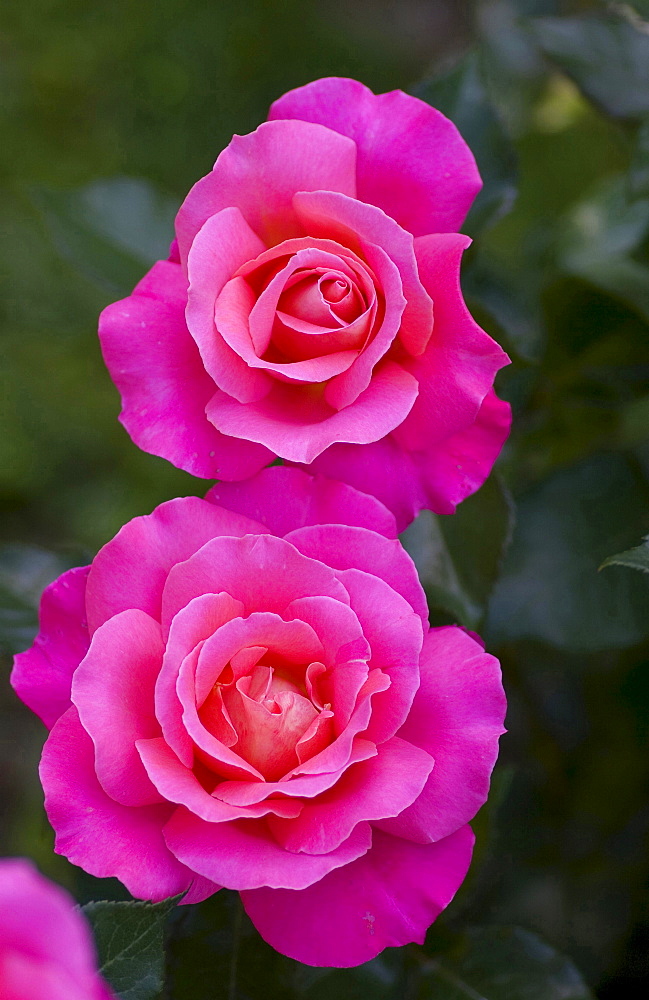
[206,359,418,464]
[40,708,194,901]
[269,77,481,236]
[206,466,397,539]
[305,388,511,530]
[285,524,428,623]
[334,567,423,744]
[213,738,377,805]
[85,497,266,634]
[393,233,510,450]
[99,258,272,479]
[155,592,245,767]
[268,736,433,854]
[376,627,506,843]
[160,533,349,633]
[186,207,270,403]
[136,738,303,822]
[11,566,90,730]
[293,190,433,357]
[0,859,104,994]
[71,609,165,807]
[242,825,474,966]
[163,809,372,890]
[176,119,358,256]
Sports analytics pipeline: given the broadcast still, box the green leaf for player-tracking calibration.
[416,53,518,235]
[401,475,515,629]
[601,536,649,574]
[0,544,75,655]
[418,925,593,999]
[82,896,179,1000]
[487,454,649,652]
[28,177,178,296]
[532,12,649,122]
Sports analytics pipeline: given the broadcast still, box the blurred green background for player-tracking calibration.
[2,0,649,997]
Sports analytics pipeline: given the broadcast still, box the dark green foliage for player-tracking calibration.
[83,897,179,1000]
[417,926,593,1000]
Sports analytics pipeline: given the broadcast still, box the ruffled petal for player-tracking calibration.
[376,627,505,844]
[269,77,481,236]
[242,825,474,966]
[11,566,89,729]
[206,466,397,539]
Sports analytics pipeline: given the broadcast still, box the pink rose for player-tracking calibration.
[12,468,506,967]
[0,858,113,1000]
[99,77,511,530]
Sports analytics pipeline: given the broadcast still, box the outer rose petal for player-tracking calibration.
[376,627,506,844]
[241,826,474,966]
[269,77,481,236]
[99,258,272,480]
[163,809,372,890]
[85,496,266,634]
[206,466,397,539]
[285,523,428,623]
[40,707,194,901]
[395,233,510,450]
[176,119,358,255]
[71,610,165,807]
[0,858,112,1000]
[305,390,511,530]
[11,565,89,729]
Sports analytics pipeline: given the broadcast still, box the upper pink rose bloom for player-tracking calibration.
[0,858,113,1000]
[99,77,511,530]
[12,468,506,967]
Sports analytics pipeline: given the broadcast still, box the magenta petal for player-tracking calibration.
[285,524,428,623]
[269,77,481,236]
[160,533,349,631]
[206,466,397,539]
[72,610,165,807]
[99,259,272,480]
[305,387,511,530]
[40,708,194,901]
[11,565,90,729]
[0,859,108,999]
[163,809,372,890]
[335,567,424,743]
[85,496,266,634]
[268,737,433,854]
[176,119,357,255]
[242,825,474,966]
[206,360,418,464]
[395,233,510,451]
[377,626,506,844]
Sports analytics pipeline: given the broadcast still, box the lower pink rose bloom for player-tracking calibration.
[12,468,506,967]
[0,858,113,1000]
